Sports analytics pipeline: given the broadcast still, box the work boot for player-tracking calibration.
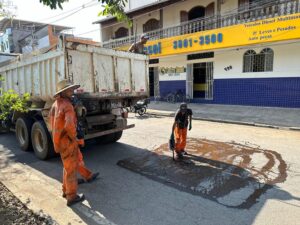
[67,194,85,207]
[77,178,85,184]
[87,172,99,183]
[181,150,188,155]
[175,152,184,160]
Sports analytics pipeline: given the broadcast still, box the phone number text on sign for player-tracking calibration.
[173,33,223,49]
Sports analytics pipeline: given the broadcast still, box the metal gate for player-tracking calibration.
[205,62,214,100]
[186,64,193,99]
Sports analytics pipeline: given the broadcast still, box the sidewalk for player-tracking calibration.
[147,102,300,130]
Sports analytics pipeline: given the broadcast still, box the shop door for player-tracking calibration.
[193,63,206,98]
[149,67,159,97]
[149,67,155,97]
[192,62,214,99]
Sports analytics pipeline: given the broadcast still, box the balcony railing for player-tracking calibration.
[103,0,300,49]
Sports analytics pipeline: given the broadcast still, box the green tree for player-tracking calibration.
[0,77,30,122]
[39,0,131,25]
[0,90,30,121]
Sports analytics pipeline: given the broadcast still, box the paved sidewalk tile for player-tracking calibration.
[147,102,300,129]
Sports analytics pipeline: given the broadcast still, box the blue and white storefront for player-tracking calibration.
[149,40,300,108]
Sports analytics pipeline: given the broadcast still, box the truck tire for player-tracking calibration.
[112,131,123,142]
[95,131,123,144]
[31,121,55,160]
[15,117,33,151]
[95,133,115,144]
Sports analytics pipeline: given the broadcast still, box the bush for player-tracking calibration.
[0,89,30,121]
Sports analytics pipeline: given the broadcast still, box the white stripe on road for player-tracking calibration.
[75,202,116,225]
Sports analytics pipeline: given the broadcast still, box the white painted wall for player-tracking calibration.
[101,10,160,42]
[101,25,112,42]
[214,41,300,79]
[163,0,217,28]
[127,0,158,11]
[102,22,130,41]
[153,41,300,81]
[158,55,187,81]
[133,10,160,34]
[221,0,238,15]
[101,0,218,42]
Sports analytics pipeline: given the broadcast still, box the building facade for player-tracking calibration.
[94,0,300,108]
[0,19,71,54]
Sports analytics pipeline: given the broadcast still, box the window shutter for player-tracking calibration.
[205,3,215,17]
[180,11,188,23]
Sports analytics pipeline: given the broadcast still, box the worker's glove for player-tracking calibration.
[77,139,85,148]
[75,105,87,118]
[189,124,192,131]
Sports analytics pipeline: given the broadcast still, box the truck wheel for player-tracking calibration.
[95,131,123,144]
[15,117,33,151]
[95,133,115,144]
[112,131,123,142]
[31,121,55,160]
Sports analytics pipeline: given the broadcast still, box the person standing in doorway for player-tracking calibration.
[128,33,149,54]
[171,103,193,160]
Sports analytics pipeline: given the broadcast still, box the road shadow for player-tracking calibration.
[0,132,300,225]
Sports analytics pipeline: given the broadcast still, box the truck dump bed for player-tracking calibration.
[0,38,149,102]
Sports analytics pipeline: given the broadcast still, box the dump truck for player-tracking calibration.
[0,37,149,160]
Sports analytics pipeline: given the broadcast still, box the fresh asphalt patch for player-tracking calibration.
[117,138,287,209]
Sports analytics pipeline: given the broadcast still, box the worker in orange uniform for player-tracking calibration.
[171,103,193,160]
[49,79,98,206]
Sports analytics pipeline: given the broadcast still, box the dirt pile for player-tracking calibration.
[0,182,56,225]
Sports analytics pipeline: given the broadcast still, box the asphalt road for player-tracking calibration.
[0,114,300,225]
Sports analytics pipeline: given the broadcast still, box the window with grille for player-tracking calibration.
[115,27,129,39]
[243,48,274,72]
[143,19,160,33]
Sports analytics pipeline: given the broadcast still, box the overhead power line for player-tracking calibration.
[76,28,99,36]
[16,0,100,28]
[39,0,97,22]
[46,1,100,24]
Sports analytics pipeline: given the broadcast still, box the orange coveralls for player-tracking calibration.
[174,126,187,153]
[173,108,192,153]
[49,97,92,200]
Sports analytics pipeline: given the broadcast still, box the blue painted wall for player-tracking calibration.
[212,77,300,108]
[159,80,186,97]
[159,77,300,108]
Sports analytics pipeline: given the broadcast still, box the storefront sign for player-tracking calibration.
[146,13,300,57]
[159,66,186,81]
[118,13,300,58]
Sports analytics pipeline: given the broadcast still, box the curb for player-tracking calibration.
[147,110,300,131]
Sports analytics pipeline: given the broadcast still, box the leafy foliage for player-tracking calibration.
[98,0,131,26]
[39,0,131,25]
[0,76,30,121]
[39,0,68,9]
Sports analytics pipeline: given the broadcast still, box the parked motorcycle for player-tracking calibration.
[130,98,150,116]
